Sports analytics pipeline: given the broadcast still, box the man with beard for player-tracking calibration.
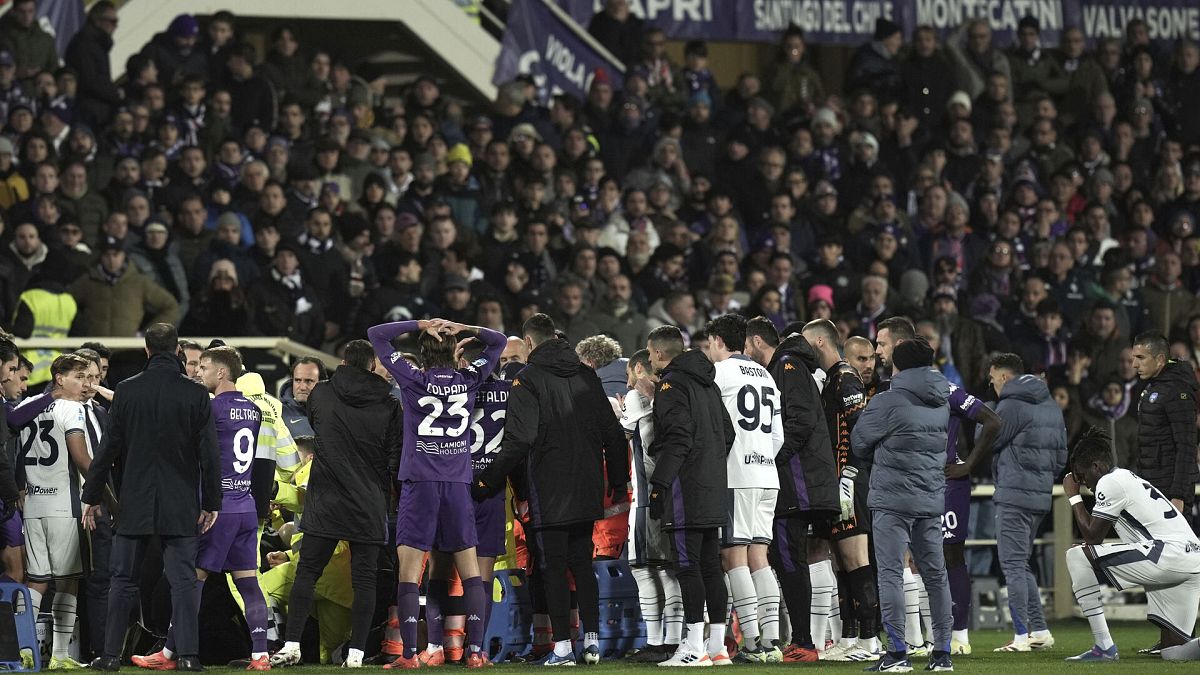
[800,319,879,661]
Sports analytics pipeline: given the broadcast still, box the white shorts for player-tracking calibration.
[722,488,778,546]
[1086,540,1200,640]
[24,516,83,581]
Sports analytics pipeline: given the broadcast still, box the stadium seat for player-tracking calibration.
[970,576,1005,630]
[483,570,532,662]
[594,560,646,657]
[0,582,40,672]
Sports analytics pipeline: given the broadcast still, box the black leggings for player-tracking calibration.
[769,517,813,645]
[285,534,382,650]
[669,527,725,625]
[530,522,599,642]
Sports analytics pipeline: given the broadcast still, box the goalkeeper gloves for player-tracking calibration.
[839,466,858,522]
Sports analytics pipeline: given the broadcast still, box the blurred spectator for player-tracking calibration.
[65,1,122,129]
[0,0,58,80]
[69,238,180,336]
[587,0,644,69]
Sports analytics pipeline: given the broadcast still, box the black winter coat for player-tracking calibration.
[83,353,221,536]
[1135,360,1200,504]
[649,349,735,529]
[65,23,121,129]
[768,333,839,519]
[302,365,402,544]
[480,338,628,529]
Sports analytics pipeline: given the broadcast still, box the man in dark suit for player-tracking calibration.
[82,323,220,672]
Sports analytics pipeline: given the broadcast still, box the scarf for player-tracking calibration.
[1087,391,1130,420]
[273,267,303,292]
[297,232,334,255]
[98,263,124,286]
[9,241,47,270]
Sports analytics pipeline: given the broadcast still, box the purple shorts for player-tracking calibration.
[942,478,970,545]
[197,511,259,572]
[474,493,506,558]
[395,481,477,553]
[0,508,24,548]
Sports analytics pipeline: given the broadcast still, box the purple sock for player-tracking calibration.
[463,577,486,653]
[481,582,493,635]
[234,576,269,655]
[398,582,420,659]
[948,564,971,631]
[425,579,448,647]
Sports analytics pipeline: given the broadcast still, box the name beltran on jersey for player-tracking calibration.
[229,407,260,421]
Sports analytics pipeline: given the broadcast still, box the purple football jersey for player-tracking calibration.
[470,377,510,477]
[946,384,985,465]
[211,391,264,514]
[367,321,505,483]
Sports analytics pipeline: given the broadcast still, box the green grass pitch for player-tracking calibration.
[193,619,1196,673]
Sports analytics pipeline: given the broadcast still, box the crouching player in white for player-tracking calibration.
[1063,427,1200,662]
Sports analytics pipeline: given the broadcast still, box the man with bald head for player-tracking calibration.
[844,337,877,391]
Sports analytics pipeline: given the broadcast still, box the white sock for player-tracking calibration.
[51,592,77,660]
[727,566,759,646]
[1031,629,1051,640]
[752,567,781,646]
[809,560,834,649]
[346,648,363,666]
[632,567,665,646]
[707,623,726,657]
[162,647,175,659]
[27,588,43,615]
[685,622,705,654]
[284,641,300,652]
[1013,633,1029,645]
[916,573,933,644]
[952,629,969,645]
[660,569,684,645]
[829,581,843,646]
[425,643,441,654]
[252,651,268,660]
[552,639,572,657]
[903,568,921,647]
[584,632,598,649]
[859,636,880,653]
[778,591,791,646]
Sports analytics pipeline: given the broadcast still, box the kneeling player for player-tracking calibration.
[1063,428,1200,662]
[134,347,274,671]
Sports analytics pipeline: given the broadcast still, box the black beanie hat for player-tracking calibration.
[893,337,935,372]
[873,18,901,41]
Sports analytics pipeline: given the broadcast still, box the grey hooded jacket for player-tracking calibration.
[851,367,951,518]
[992,374,1068,513]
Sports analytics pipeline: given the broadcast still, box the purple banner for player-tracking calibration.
[494,0,625,105]
[556,0,1199,47]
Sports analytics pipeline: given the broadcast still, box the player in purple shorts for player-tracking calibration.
[132,347,275,672]
[424,337,513,662]
[0,340,25,583]
[366,319,505,669]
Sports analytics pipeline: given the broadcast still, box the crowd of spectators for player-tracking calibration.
[0,1,1199,464]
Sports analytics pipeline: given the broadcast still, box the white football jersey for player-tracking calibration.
[17,399,86,518]
[1093,469,1200,547]
[715,355,782,489]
